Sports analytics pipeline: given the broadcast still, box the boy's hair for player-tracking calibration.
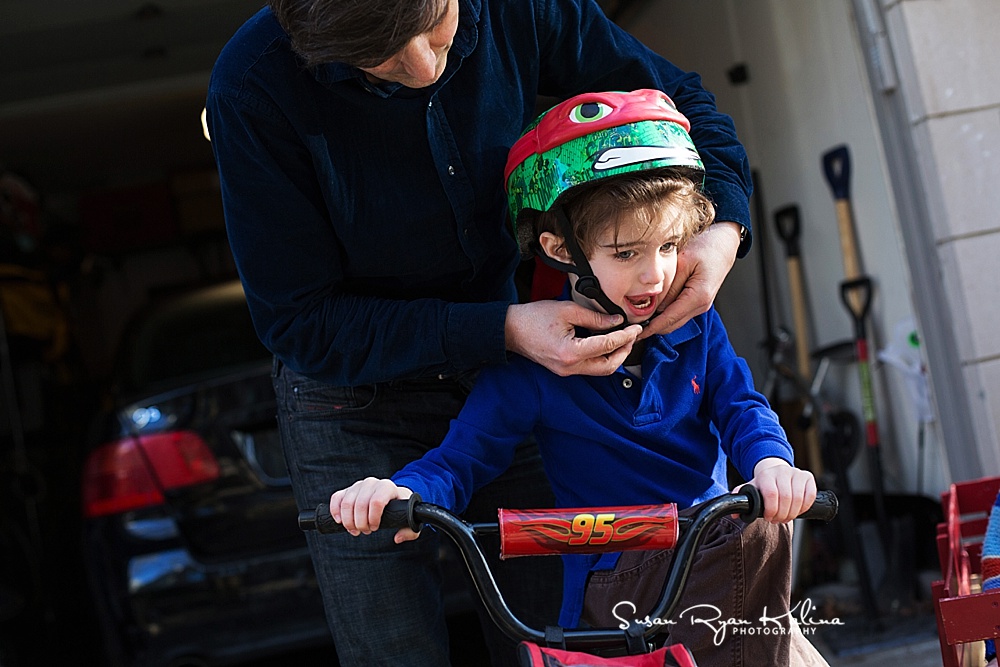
[269,0,448,68]
[535,168,715,258]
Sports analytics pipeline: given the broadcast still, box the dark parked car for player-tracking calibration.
[80,281,331,666]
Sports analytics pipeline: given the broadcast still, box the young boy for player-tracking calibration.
[330,90,821,667]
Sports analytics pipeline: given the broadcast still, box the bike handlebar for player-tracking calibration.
[297,489,837,652]
[298,487,838,535]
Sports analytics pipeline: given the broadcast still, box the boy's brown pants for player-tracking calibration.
[581,504,829,667]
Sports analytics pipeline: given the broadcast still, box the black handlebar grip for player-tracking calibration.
[739,484,764,523]
[298,495,422,534]
[384,495,423,532]
[800,490,838,522]
[298,503,340,533]
[739,487,838,523]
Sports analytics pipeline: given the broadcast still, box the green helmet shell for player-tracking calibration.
[504,89,703,256]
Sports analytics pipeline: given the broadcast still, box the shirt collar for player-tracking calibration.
[313,0,481,91]
[656,317,702,348]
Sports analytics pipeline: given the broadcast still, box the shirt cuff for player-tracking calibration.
[445,301,510,370]
[706,178,753,258]
[390,474,432,505]
[743,442,796,480]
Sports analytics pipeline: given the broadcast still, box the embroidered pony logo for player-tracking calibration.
[691,375,700,394]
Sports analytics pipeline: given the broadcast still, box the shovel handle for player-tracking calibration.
[774,205,802,257]
[822,145,851,200]
[840,276,873,327]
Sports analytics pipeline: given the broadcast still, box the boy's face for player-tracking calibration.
[565,207,683,323]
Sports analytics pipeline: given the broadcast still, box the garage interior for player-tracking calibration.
[1,0,992,664]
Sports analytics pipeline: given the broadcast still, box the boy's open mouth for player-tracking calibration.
[626,295,654,310]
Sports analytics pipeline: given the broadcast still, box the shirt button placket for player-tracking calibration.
[427,96,477,259]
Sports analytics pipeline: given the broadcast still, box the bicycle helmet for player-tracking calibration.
[504,89,704,328]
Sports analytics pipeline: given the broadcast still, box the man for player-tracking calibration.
[206,1,751,664]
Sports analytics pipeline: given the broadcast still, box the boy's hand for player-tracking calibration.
[640,221,741,339]
[506,300,642,377]
[743,458,817,524]
[329,477,420,543]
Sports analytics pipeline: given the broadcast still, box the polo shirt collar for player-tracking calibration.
[660,316,702,348]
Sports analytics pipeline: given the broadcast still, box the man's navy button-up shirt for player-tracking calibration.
[206,0,752,386]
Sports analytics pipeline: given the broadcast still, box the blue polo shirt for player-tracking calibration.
[393,305,793,627]
[206,0,752,386]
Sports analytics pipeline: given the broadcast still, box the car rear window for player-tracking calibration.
[126,286,271,390]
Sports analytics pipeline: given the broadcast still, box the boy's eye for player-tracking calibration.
[569,102,614,124]
[614,249,636,261]
[660,242,677,254]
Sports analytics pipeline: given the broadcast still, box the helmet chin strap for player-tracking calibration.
[535,206,631,334]
[537,207,653,369]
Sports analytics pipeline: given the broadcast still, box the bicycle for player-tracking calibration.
[299,487,838,665]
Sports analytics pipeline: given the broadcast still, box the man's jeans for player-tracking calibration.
[273,360,561,666]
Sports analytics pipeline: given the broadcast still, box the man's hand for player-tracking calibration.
[640,221,743,339]
[506,300,642,377]
[330,477,420,543]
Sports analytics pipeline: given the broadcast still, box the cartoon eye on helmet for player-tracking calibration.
[504,88,704,259]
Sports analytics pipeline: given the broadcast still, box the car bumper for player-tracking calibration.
[92,542,331,667]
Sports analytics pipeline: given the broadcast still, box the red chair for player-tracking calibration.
[932,475,1000,666]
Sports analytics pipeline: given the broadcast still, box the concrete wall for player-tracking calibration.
[879,0,1000,479]
[620,0,956,497]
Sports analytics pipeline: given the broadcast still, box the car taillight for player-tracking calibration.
[82,431,221,518]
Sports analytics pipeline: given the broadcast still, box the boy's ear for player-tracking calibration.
[538,232,574,264]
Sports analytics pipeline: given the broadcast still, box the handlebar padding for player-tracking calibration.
[498,503,679,558]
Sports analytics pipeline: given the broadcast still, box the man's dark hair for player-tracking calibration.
[269,0,448,68]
